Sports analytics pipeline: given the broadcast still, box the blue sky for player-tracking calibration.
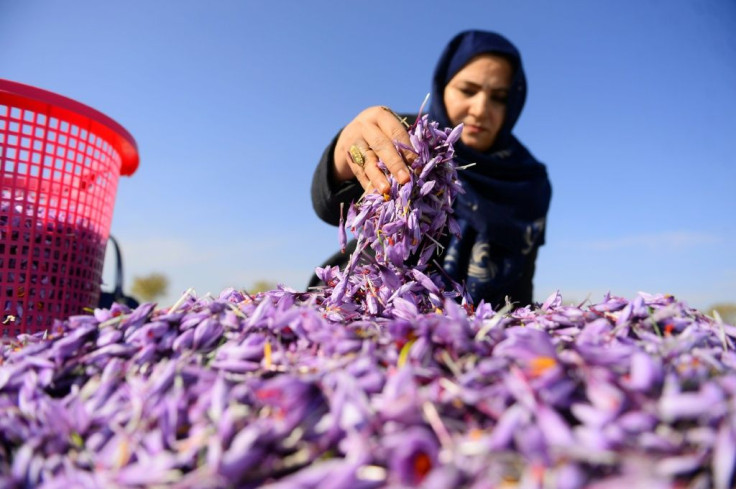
[1,1,734,311]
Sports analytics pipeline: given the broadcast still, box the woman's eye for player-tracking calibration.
[492,94,509,105]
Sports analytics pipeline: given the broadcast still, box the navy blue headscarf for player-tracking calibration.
[428,30,552,306]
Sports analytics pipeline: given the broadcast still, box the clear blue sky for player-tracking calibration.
[1,1,734,311]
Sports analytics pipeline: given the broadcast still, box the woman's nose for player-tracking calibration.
[468,94,489,119]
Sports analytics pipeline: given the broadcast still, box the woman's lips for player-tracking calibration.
[464,124,486,134]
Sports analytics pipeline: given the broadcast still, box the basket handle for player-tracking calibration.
[107,235,125,296]
[98,235,139,309]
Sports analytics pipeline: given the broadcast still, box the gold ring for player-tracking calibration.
[348,144,365,167]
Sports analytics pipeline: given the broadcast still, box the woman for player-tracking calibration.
[310,30,551,308]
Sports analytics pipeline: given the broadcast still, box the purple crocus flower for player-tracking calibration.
[259,458,381,489]
[253,374,328,435]
[486,402,527,450]
[624,350,664,392]
[217,425,265,484]
[536,402,574,449]
[384,425,439,486]
[658,382,725,422]
[494,326,562,383]
[374,366,423,425]
[713,420,736,489]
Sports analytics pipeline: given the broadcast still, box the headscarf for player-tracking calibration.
[428,30,552,306]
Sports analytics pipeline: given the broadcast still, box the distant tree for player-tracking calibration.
[249,280,277,294]
[131,273,169,302]
[707,303,736,325]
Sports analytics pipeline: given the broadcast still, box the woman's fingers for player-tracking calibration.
[362,118,411,191]
[360,148,391,193]
[334,105,416,193]
[347,140,392,195]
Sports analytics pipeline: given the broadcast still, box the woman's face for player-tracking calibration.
[443,53,513,152]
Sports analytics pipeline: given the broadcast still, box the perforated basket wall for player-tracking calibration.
[1,79,138,336]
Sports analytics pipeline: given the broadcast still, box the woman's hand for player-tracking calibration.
[333,106,415,194]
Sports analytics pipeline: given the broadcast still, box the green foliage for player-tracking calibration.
[707,302,736,325]
[249,280,277,294]
[131,273,169,302]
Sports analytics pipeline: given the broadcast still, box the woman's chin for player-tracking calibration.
[461,135,493,152]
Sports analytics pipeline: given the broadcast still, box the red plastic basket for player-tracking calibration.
[0,79,138,336]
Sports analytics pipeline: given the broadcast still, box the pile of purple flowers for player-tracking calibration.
[1,114,736,488]
[2,289,735,488]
